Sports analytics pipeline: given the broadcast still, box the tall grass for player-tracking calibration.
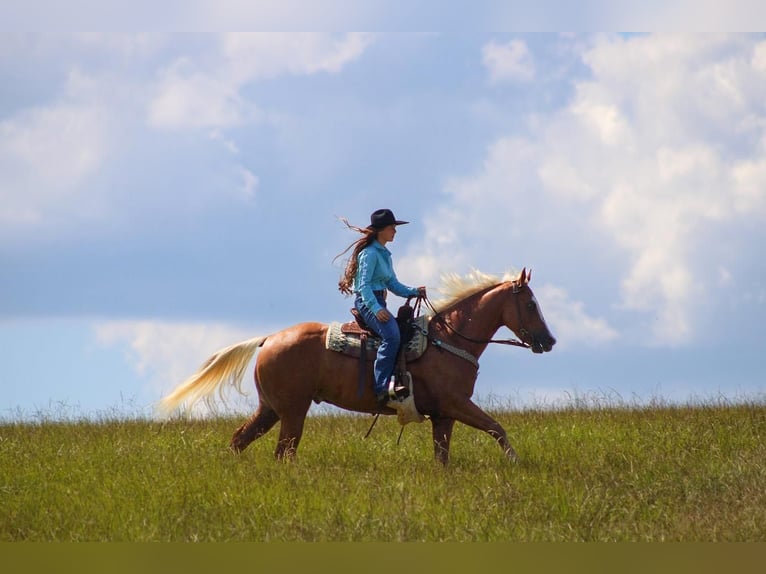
[1,402,764,541]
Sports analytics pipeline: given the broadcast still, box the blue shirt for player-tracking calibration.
[354,240,418,314]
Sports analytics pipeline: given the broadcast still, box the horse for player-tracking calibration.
[159,268,556,465]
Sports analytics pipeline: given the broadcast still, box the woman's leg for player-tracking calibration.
[355,296,401,396]
[371,317,400,396]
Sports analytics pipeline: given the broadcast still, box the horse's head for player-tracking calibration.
[502,268,556,354]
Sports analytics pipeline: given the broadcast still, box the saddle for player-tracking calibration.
[343,307,373,337]
[342,309,374,399]
[327,301,428,399]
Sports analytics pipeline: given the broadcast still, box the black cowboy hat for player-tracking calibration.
[368,208,409,230]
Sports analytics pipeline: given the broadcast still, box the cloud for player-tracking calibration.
[238,166,259,200]
[483,39,535,83]
[2,33,373,234]
[222,32,374,78]
[405,34,766,347]
[148,57,248,130]
[565,34,766,343]
[536,284,619,349]
[0,37,158,231]
[732,140,766,216]
[0,100,111,226]
[148,33,374,131]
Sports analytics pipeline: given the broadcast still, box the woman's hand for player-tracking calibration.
[376,308,392,322]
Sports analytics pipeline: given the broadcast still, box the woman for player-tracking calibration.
[337,208,426,407]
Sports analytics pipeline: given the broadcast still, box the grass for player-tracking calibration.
[1,401,764,541]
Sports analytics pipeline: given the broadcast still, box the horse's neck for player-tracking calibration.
[437,285,506,350]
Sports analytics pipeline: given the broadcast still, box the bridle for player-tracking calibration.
[417,280,532,350]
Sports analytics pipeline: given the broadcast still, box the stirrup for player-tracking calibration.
[387,373,411,400]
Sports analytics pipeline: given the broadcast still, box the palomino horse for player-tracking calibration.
[159,268,556,465]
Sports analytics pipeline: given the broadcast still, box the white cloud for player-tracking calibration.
[222,32,374,79]
[238,166,259,200]
[406,34,766,347]
[148,33,373,131]
[0,41,156,231]
[732,140,766,217]
[398,135,542,288]
[208,128,240,154]
[753,40,766,72]
[0,101,111,226]
[568,34,765,344]
[482,39,535,83]
[148,58,247,130]
[536,285,619,348]
[2,33,371,233]
[571,98,630,146]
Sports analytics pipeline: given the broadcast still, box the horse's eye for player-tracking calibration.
[527,301,537,311]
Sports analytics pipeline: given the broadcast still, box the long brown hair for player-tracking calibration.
[335,218,378,295]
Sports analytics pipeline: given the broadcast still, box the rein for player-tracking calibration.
[415,285,530,367]
[420,285,531,350]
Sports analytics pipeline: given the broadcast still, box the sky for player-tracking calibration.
[1,32,765,420]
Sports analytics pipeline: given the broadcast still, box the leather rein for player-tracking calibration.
[412,281,531,364]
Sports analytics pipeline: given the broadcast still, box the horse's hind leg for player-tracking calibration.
[274,411,309,461]
[230,404,279,454]
[272,395,314,461]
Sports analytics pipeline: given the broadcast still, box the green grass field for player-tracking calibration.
[1,402,764,541]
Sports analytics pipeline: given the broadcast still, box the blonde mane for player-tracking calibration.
[430,269,520,313]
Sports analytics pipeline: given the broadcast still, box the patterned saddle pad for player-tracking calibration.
[325,315,430,362]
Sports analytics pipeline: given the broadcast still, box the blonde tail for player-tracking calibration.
[158,335,268,416]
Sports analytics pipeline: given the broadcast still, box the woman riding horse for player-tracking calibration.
[160,266,556,464]
[337,209,426,407]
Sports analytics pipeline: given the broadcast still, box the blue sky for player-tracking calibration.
[2,33,764,419]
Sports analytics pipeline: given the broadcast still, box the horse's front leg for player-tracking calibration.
[430,415,455,466]
[446,399,518,462]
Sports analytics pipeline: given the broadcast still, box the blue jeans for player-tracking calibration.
[355,293,400,395]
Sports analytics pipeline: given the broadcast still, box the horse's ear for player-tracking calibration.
[520,267,528,284]
[528,268,532,283]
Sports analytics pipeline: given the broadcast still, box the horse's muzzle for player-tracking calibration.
[531,333,556,354]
